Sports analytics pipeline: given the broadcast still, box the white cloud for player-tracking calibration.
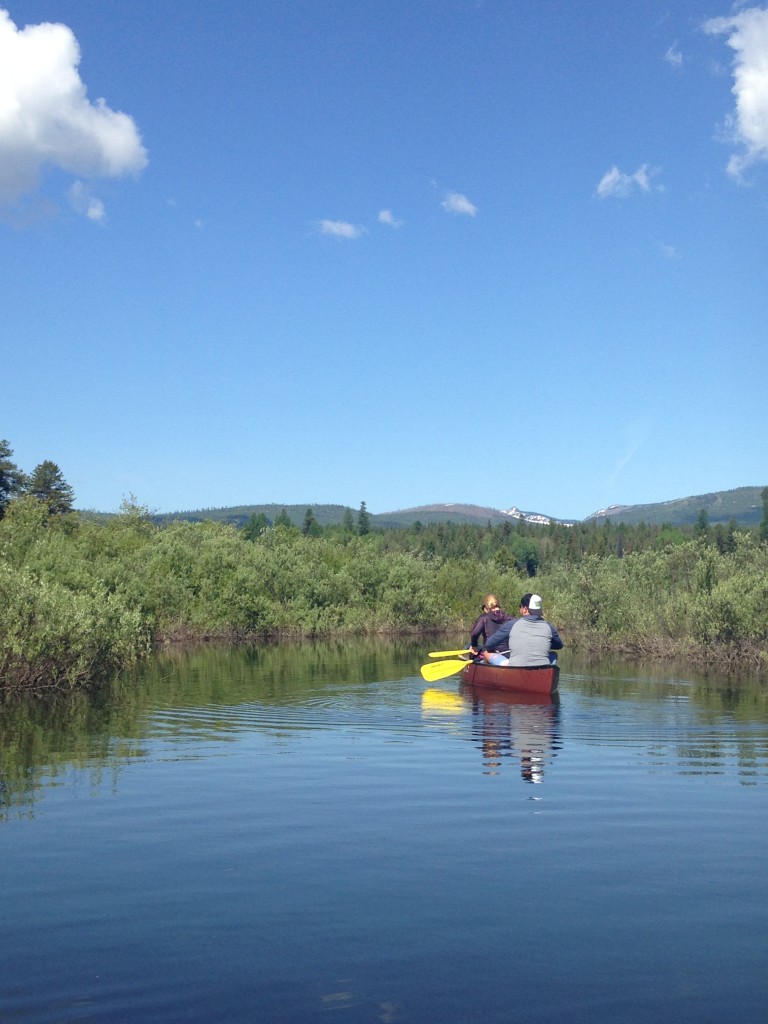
[316,219,365,239]
[441,191,477,216]
[659,241,681,260]
[68,180,105,221]
[596,164,655,198]
[704,6,768,179]
[0,8,147,210]
[378,208,403,228]
[665,42,683,69]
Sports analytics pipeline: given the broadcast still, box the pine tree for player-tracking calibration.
[302,508,321,536]
[759,487,768,543]
[0,438,25,518]
[27,460,75,515]
[357,500,370,536]
[694,508,710,539]
[243,512,270,540]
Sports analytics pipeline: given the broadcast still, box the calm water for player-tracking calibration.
[2,641,768,1024]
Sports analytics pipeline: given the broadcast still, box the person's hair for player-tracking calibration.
[483,594,499,610]
[519,593,533,608]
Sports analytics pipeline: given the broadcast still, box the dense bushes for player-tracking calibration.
[0,563,151,692]
[538,535,768,664]
[0,505,450,692]
[0,499,152,692]
[2,500,768,694]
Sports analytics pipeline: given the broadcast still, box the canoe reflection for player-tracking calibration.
[459,682,562,781]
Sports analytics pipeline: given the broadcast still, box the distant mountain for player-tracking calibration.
[372,503,571,528]
[585,486,765,527]
[145,486,765,530]
[152,503,353,529]
[152,502,571,530]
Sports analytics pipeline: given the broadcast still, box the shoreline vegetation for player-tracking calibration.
[2,495,768,697]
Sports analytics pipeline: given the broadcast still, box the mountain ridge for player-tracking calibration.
[144,485,766,530]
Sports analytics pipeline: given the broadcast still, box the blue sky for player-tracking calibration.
[2,0,767,520]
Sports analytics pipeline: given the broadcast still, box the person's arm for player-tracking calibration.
[549,623,564,651]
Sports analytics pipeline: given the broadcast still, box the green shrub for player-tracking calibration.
[3,501,768,693]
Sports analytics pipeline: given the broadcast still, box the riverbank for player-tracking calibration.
[5,625,767,701]
[3,500,768,696]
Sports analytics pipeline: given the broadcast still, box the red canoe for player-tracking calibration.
[460,661,559,696]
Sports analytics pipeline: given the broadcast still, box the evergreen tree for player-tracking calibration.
[760,487,768,543]
[725,518,739,554]
[713,523,726,554]
[243,512,270,540]
[694,508,710,538]
[357,500,370,536]
[274,508,293,529]
[342,507,354,532]
[0,438,25,519]
[301,508,321,536]
[27,460,74,515]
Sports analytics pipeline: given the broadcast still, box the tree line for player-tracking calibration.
[243,501,371,539]
[244,492,768,575]
[0,440,74,518]
[2,437,768,695]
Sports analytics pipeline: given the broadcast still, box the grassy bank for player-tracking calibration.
[2,498,768,695]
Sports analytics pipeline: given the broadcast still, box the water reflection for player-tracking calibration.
[420,684,562,781]
[3,642,768,821]
[0,639,427,819]
[461,684,562,782]
[4,645,768,1024]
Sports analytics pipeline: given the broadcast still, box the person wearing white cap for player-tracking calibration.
[481,593,563,667]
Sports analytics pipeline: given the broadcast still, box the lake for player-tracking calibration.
[2,640,767,1024]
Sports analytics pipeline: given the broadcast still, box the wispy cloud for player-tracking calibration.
[659,241,682,260]
[665,42,683,69]
[316,219,366,239]
[441,191,478,216]
[378,208,403,228]
[704,6,768,180]
[0,8,147,214]
[604,418,653,489]
[596,164,657,199]
[68,180,105,222]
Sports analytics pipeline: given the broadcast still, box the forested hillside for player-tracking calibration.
[586,486,765,527]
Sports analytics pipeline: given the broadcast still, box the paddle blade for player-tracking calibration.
[428,648,472,658]
[420,659,470,682]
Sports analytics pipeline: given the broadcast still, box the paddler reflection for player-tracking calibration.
[459,683,561,781]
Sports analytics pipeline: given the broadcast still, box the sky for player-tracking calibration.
[2,0,767,521]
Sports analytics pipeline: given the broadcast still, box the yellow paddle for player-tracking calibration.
[428,647,472,658]
[420,658,471,682]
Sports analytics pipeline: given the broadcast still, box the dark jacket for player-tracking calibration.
[484,612,564,666]
[470,608,514,647]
